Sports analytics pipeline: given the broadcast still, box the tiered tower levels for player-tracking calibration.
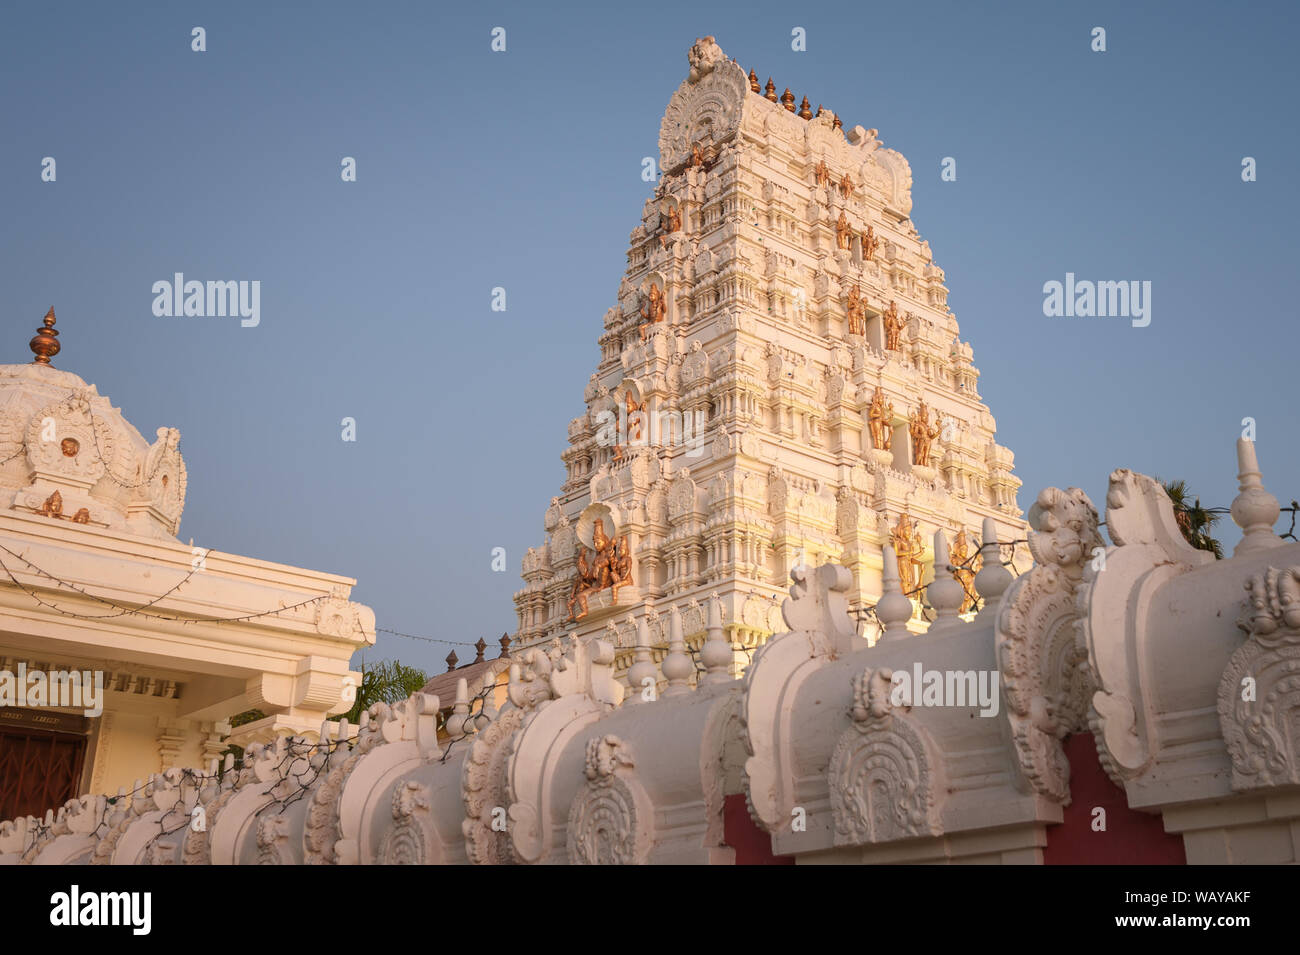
[514,38,1023,669]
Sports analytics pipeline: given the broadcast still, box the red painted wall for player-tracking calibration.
[723,793,795,865]
[1042,733,1187,864]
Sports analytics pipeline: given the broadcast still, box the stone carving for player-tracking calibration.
[1218,566,1300,790]
[995,487,1102,802]
[379,780,434,864]
[659,38,748,172]
[566,735,652,865]
[828,667,942,844]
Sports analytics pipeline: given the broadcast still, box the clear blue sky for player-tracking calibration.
[2,0,1296,676]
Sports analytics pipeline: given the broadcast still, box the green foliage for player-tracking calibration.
[334,659,430,725]
[1158,478,1224,559]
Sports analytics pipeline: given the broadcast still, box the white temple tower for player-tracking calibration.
[513,38,1023,674]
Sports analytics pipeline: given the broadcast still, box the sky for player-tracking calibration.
[2,0,1297,677]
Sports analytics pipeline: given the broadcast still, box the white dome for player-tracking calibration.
[0,355,187,540]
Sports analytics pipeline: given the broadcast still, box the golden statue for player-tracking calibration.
[814,160,830,188]
[625,391,645,443]
[36,490,63,518]
[72,508,90,524]
[690,141,705,168]
[664,204,682,234]
[611,535,633,600]
[568,520,632,621]
[890,513,925,596]
[861,225,879,261]
[908,400,942,468]
[845,285,867,336]
[950,528,979,614]
[639,284,666,341]
[882,299,906,351]
[835,211,852,251]
[867,388,893,451]
[838,173,853,198]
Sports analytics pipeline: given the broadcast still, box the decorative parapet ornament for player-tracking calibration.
[828,668,942,844]
[566,734,654,865]
[995,486,1102,803]
[658,37,748,173]
[1218,566,1300,790]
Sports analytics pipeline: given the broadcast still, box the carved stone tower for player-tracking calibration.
[513,37,1023,674]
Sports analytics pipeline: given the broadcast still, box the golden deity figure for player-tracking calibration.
[861,224,879,261]
[949,528,979,614]
[625,391,645,443]
[664,204,682,234]
[867,387,894,451]
[882,299,906,351]
[838,172,853,198]
[639,284,666,341]
[567,519,631,621]
[611,535,633,601]
[835,210,852,250]
[908,400,943,468]
[845,284,867,336]
[690,141,705,168]
[890,513,925,596]
[35,489,63,519]
[814,159,830,188]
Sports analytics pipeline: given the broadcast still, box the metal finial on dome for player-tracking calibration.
[764,78,777,102]
[30,306,60,365]
[798,96,813,119]
[781,88,796,112]
[748,69,760,93]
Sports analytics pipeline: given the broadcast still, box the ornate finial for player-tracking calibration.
[815,103,824,117]
[798,96,813,119]
[445,649,459,672]
[764,78,777,102]
[498,632,512,658]
[748,69,760,93]
[473,637,487,663]
[1231,438,1283,555]
[876,546,913,639]
[30,306,60,365]
[780,88,796,112]
[832,113,843,130]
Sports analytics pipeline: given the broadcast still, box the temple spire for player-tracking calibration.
[30,306,60,365]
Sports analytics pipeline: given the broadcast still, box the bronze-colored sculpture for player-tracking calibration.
[861,225,879,261]
[72,508,90,524]
[36,490,63,518]
[567,519,632,621]
[814,160,830,188]
[664,204,682,234]
[845,285,867,336]
[780,88,795,112]
[838,173,853,199]
[764,78,778,102]
[60,438,79,458]
[882,299,906,351]
[835,211,852,250]
[748,69,760,93]
[909,400,942,468]
[639,284,666,341]
[890,513,925,596]
[867,388,894,451]
[798,96,813,120]
[690,141,705,168]
[950,528,979,614]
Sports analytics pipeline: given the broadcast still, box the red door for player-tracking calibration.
[0,726,87,821]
